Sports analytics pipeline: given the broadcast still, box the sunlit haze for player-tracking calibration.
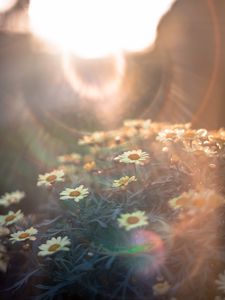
[29,0,174,59]
[0,0,17,13]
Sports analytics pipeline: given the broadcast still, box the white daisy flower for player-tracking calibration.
[112,176,137,188]
[0,210,24,226]
[215,271,225,293]
[38,236,71,256]
[0,191,25,207]
[57,153,81,164]
[156,129,184,143]
[114,150,149,165]
[117,211,148,231]
[60,185,89,202]
[152,281,171,296]
[37,170,65,187]
[10,227,38,243]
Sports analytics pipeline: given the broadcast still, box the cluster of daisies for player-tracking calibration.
[76,119,225,158]
[0,149,151,259]
[156,127,225,157]
[0,204,71,256]
[2,119,225,299]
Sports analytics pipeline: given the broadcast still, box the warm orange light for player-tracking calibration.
[28,0,174,59]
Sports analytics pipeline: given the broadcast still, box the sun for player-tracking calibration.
[28,0,174,59]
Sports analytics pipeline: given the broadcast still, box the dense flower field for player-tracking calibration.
[1,119,225,300]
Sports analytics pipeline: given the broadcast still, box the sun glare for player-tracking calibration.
[29,0,174,59]
[0,0,17,13]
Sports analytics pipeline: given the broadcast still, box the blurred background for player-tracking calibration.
[0,0,225,210]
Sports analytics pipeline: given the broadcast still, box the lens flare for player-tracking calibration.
[129,229,166,275]
[63,53,125,100]
[28,0,174,59]
[0,0,16,13]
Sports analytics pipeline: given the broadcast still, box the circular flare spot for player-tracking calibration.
[48,244,60,252]
[127,216,140,224]
[5,215,15,222]
[69,190,81,197]
[63,53,125,100]
[128,154,140,161]
[46,175,57,183]
[19,233,30,239]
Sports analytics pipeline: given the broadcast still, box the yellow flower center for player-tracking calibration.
[165,133,176,139]
[119,178,128,186]
[10,198,16,203]
[46,174,57,183]
[69,190,81,197]
[184,131,195,139]
[127,216,140,224]
[48,243,60,252]
[128,153,140,161]
[5,215,15,222]
[19,232,30,239]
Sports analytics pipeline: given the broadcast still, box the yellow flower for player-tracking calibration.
[112,176,137,188]
[114,150,149,165]
[0,191,25,207]
[0,210,24,226]
[118,211,148,231]
[83,161,96,172]
[57,153,81,164]
[60,185,89,202]
[37,170,65,187]
[38,236,71,256]
[10,227,38,243]
[152,281,171,296]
